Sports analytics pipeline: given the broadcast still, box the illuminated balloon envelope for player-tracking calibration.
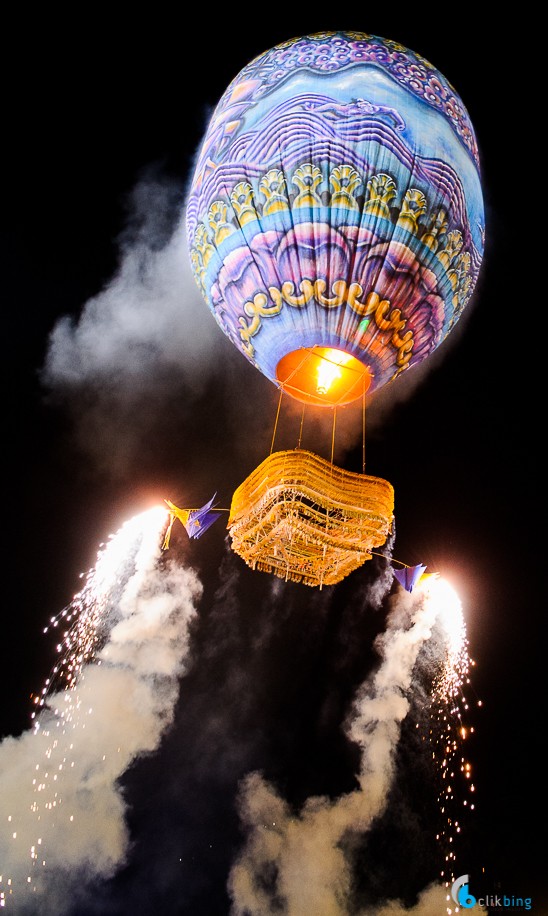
[187,31,484,405]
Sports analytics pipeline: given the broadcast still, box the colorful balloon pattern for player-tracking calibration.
[187,31,484,396]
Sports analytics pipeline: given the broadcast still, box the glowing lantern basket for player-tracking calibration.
[228,450,394,588]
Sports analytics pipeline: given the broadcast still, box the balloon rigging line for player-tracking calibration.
[270,388,284,455]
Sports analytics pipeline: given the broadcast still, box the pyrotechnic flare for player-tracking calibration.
[0,506,202,913]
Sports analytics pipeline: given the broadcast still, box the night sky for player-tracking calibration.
[2,8,543,915]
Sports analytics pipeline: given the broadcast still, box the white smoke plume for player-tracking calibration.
[43,176,218,395]
[228,581,487,916]
[40,174,248,476]
[0,508,202,913]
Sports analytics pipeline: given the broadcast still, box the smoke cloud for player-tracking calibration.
[40,173,247,476]
[228,582,487,916]
[43,175,218,395]
[0,509,202,913]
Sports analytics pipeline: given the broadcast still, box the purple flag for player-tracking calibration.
[393,564,427,592]
[184,494,223,539]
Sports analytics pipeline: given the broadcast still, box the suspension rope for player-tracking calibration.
[362,379,366,474]
[297,403,305,449]
[370,551,412,567]
[270,388,284,455]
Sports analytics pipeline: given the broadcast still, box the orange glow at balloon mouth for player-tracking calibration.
[276,347,372,407]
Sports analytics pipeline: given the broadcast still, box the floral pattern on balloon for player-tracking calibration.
[187,32,484,402]
[209,218,449,391]
[216,31,478,166]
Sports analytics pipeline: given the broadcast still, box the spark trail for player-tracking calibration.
[229,576,484,916]
[426,577,480,893]
[0,506,202,913]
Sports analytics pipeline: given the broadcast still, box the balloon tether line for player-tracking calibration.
[370,550,412,568]
[270,388,284,455]
[297,403,305,449]
[362,379,366,474]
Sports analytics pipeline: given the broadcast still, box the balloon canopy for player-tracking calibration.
[187,31,484,407]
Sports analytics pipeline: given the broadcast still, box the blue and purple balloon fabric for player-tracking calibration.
[187,31,484,396]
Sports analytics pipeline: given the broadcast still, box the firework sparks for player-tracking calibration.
[35,506,170,704]
[0,504,191,911]
[419,577,482,914]
[2,513,481,915]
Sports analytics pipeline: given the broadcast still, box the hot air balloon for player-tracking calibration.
[186,31,484,587]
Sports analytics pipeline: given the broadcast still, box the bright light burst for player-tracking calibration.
[33,506,169,709]
[425,577,469,703]
[1,506,170,908]
[316,349,352,395]
[419,576,481,913]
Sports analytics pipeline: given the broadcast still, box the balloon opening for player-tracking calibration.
[276,347,372,407]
